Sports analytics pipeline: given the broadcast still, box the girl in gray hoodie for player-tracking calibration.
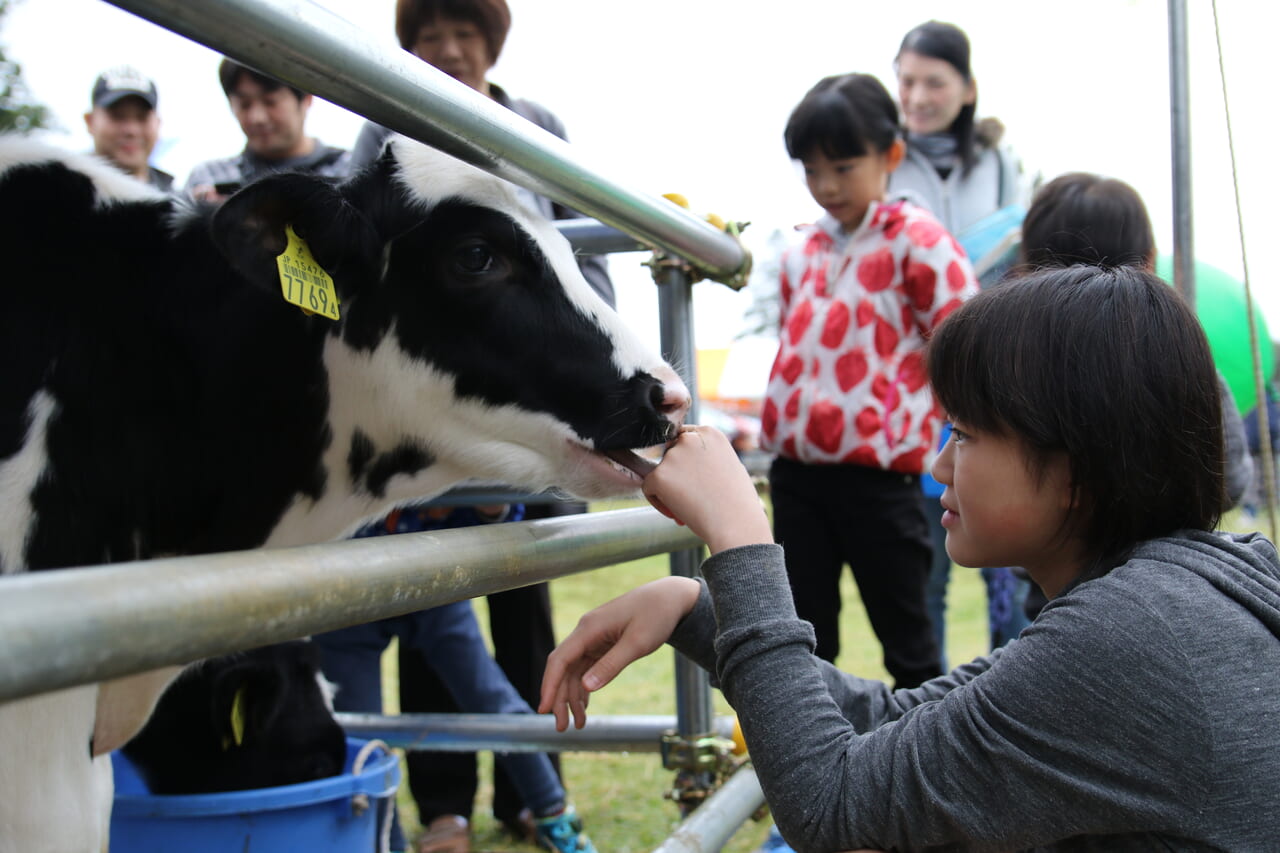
[542,264,1280,852]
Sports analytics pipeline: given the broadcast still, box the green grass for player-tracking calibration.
[382,498,990,852]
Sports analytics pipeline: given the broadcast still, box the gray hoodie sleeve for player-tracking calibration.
[695,544,1211,851]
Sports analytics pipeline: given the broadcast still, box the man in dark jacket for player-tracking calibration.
[84,66,174,192]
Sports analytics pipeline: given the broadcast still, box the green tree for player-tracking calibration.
[0,1,50,133]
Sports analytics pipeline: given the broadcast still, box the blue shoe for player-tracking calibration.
[535,805,596,853]
[756,822,796,853]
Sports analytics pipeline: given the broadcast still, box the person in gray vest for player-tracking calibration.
[185,59,349,202]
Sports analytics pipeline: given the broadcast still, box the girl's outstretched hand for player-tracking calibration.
[643,425,773,554]
[539,576,701,731]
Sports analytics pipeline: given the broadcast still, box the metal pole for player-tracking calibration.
[555,220,646,256]
[105,0,748,285]
[652,765,767,853]
[0,508,699,703]
[655,261,715,740]
[337,712,737,753]
[1168,0,1196,306]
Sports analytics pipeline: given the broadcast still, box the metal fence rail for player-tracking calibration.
[0,508,698,703]
[337,712,737,754]
[107,0,750,287]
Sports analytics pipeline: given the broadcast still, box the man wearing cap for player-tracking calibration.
[84,65,173,192]
[185,58,349,202]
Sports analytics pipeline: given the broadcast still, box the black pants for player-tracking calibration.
[769,457,941,688]
[401,501,573,826]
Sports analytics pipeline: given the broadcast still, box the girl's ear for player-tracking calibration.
[965,77,978,107]
[885,138,906,173]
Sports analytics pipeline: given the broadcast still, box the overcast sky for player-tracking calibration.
[5,0,1275,397]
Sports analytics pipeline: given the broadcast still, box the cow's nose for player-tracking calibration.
[649,375,692,425]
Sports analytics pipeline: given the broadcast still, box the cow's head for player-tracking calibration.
[211,138,690,501]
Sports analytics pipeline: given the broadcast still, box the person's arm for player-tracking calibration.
[183,158,240,203]
[1218,374,1253,508]
[702,556,1211,851]
[903,211,980,333]
[539,575,704,731]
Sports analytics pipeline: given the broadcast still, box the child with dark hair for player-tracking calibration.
[760,72,977,689]
[543,265,1280,851]
[1013,171,1254,620]
[1017,171,1158,271]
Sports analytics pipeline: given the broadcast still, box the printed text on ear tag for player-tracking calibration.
[276,224,340,320]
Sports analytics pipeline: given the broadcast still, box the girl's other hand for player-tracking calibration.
[644,425,773,554]
[539,577,701,731]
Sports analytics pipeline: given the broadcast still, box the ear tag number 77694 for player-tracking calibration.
[276,224,340,320]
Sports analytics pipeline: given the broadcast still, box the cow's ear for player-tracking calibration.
[211,173,381,299]
[210,660,284,749]
[210,664,253,749]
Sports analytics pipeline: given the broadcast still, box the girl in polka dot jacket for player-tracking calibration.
[761,73,978,688]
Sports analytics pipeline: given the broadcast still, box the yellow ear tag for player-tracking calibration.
[276,224,340,320]
[221,684,248,751]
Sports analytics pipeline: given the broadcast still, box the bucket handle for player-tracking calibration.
[351,738,391,816]
[350,738,395,853]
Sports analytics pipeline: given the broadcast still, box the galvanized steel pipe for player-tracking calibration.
[1168,0,1196,306]
[652,764,767,853]
[337,712,737,753]
[105,0,749,285]
[0,509,699,703]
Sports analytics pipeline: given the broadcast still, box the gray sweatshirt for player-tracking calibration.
[669,530,1280,851]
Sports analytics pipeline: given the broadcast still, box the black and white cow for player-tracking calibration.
[120,641,346,795]
[0,134,688,852]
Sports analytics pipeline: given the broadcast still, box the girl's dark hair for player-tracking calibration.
[395,0,512,62]
[927,265,1224,574]
[1019,172,1156,271]
[896,20,983,173]
[784,73,901,162]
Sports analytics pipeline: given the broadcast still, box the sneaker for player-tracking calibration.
[534,805,597,853]
[756,823,796,853]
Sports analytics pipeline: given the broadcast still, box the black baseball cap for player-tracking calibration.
[91,66,158,110]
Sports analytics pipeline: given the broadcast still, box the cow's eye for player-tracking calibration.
[454,240,495,274]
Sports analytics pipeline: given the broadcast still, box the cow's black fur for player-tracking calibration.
[121,641,346,794]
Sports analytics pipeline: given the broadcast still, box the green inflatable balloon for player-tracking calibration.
[1156,254,1273,415]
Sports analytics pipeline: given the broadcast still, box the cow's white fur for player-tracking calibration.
[0,135,164,208]
[390,138,659,382]
[0,391,56,575]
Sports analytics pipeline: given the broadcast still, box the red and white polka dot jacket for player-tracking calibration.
[760,199,978,473]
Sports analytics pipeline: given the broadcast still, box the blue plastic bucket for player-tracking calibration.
[110,737,400,852]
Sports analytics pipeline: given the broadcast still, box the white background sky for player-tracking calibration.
[5,1,1276,398]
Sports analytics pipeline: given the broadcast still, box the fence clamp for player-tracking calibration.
[659,730,747,814]
[648,194,753,291]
